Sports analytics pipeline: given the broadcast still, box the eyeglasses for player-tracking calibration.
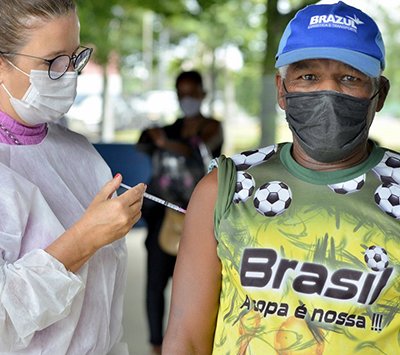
[0,46,93,80]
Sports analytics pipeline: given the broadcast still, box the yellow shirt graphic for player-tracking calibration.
[213,143,400,355]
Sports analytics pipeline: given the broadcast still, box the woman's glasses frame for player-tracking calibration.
[0,46,93,80]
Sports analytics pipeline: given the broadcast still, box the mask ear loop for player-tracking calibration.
[370,77,390,100]
[5,59,30,77]
[0,58,28,98]
[282,80,289,94]
[370,87,380,101]
[1,83,13,98]
[1,60,31,100]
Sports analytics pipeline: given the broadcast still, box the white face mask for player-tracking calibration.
[179,96,202,118]
[1,64,77,125]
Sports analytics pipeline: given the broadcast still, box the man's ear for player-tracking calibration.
[376,76,390,112]
[275,73,286,110]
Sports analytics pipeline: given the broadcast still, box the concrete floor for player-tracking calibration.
[120,227,171,355]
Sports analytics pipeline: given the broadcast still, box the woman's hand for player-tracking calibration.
[76,174,145,250]
[45,174,146,272]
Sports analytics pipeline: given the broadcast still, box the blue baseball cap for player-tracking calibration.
[275,1,385,77]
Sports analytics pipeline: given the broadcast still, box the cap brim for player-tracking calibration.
[275,47,381,77]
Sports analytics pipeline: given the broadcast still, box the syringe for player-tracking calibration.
[120,183,187,214]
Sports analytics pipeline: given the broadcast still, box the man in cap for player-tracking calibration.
[163,2,399,354]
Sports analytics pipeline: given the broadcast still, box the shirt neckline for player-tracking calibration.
[280,142,384,185]
[0,110,47,145]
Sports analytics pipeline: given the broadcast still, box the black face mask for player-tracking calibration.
[284,90,374,163]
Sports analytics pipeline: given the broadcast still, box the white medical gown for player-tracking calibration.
[0,123,128,354]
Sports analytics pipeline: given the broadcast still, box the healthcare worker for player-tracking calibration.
[0,1,145,354]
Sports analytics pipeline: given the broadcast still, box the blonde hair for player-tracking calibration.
[0,0,76,55]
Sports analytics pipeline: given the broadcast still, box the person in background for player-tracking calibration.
[0,1,145,353]
[138,70,223,354]
[163,2,399,354]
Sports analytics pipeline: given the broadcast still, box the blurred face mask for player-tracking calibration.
[284,90,375,163]
[179,96,202,118]
[1,62,77,125]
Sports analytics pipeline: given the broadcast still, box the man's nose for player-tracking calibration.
[317,79,341,92]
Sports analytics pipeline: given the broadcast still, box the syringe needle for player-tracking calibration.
[120,183,187,214]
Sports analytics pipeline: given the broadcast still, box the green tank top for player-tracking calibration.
[213,142,400,355]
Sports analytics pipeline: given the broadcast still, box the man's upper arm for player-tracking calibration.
[163,170,221,354]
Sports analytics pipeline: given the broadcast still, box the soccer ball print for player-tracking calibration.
[328,174,365,194]
[253,181,292,217]
[233,171,256,204]
[374,183,400,219]
[231,145,277,171]
[373,151,400,185]
[364,246,389,272]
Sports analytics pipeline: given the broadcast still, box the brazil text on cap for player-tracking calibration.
[275,1,385,77]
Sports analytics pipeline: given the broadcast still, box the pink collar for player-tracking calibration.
[0,111,47,145]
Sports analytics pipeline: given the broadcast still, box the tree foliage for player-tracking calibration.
[75,0,400,145]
